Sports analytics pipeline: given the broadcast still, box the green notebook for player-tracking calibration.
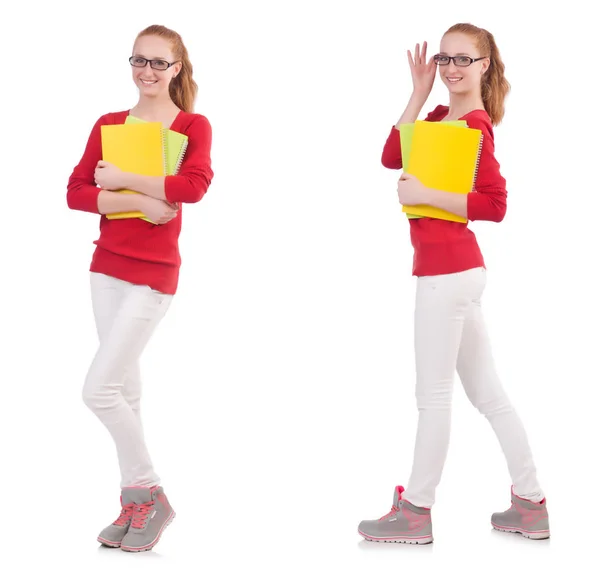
[399,120,467,219]
[125,115,189,175]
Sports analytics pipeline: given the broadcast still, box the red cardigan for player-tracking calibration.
[67,110,213,294]
[382,105,507,276]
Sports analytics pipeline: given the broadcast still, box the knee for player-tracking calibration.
[471,393,513,418]
[82,385,112,412]
[125,395,141,413]
[416,379,454,410]
[82,371,119,413]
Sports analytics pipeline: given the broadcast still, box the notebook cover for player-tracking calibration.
[402,120,482,223]
[101,122,166,222]
[399,120,467,219]
[125,115,189,175]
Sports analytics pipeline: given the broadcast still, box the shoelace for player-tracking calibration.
[379,505,400,521]
[113,504,134,527]
[131,501,155,529]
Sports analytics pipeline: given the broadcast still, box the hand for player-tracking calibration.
[139,196,179,225]
[408,41,436,100]
[397,173,429,206]
[95,161,125,191]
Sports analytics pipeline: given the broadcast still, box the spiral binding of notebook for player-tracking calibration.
[173,138,188,174]
[471,133,484,190]
[160,128,167,177]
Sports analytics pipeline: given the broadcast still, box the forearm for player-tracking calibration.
[121,172,167,200]
[423,188,468,218]
[395,93,428,129]
[97,190,147,214]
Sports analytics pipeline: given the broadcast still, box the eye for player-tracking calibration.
[456,56,471,65]
[434,55,449,64]
[133,57,146,65]
[152,60,169,70]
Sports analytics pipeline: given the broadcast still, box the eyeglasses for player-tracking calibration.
[433,54,488,67]
[129,56,179,71]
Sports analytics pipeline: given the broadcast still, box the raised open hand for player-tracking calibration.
[407,41,436,100]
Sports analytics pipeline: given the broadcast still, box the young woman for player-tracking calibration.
[358,23,549,544]
[67,24,213,552]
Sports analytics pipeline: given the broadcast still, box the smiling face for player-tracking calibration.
[437,32,489,96]
[131,34,182,98]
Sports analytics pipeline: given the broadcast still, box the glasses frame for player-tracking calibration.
[129,56,179,71]
[433,54,488,67]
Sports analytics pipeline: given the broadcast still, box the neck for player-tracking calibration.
[447,92,486,118]
[132,95,179,118]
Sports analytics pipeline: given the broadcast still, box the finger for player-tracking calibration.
[97,160,108,167]
[407,49,415,69]
[415,43,420,64]
[422,41,427,63]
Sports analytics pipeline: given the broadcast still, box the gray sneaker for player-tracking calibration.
[120,486,176,552]
[97,493,135,547]
[491,488,550,540]
[358,485,433,544]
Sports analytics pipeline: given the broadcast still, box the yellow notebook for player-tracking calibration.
[399,120,467,220]
[125,115,189,176]
[402,120,482,223]
[100,122,166,222]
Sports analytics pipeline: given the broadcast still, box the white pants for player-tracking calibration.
[82,272,172,488]
[403,267,544,508]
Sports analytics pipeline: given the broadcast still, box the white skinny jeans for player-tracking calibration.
[82,272,172,488]
[403,267,544,508]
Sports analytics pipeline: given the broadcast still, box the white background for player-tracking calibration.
[1,0,597,569]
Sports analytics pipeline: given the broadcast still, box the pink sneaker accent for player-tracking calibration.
[358,484,433,544]
[114,503,134,526]
[491,488,550,540]
[130,500,155,530]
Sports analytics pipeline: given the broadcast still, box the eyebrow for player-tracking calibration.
[438,51,472,56]
[132,53,168,60]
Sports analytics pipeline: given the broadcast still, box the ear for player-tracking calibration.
[173,61,183,78]
[481,57,490,75]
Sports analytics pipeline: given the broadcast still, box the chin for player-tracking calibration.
[446,82,469,94]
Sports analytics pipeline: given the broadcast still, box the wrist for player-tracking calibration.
[410,91,428,106]
[121,171,135,190]
[422,186,436,206]
[134,192,148,208]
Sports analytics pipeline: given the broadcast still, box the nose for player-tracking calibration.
[139,62,156,78]
[447,60,459,73]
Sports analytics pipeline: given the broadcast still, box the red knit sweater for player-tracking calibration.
[67,110,213,294]
[382,105,507,276]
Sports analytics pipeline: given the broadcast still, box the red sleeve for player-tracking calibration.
[66,115,109,213]
[381,105,446,169]
[465,115,507,223]
[165,114,214,203]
